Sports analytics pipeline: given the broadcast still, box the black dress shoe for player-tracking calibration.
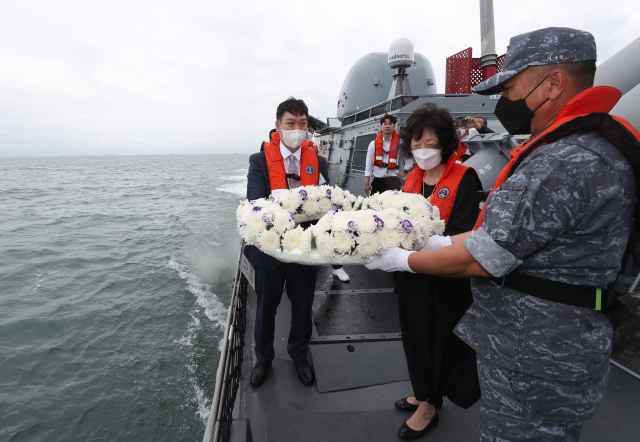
[397,411,439,440]
[395,398,443,412]
[293,360,315,386]
[395,398,419,412]
[250,362,271,387]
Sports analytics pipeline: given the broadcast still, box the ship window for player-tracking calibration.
[351,134,377,172]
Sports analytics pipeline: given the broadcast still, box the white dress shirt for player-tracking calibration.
[364,138,414,178]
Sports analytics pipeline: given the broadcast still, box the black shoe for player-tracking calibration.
[397,411,439,440]
[395,398,419,412]
[250,362,271,387]
[395,398,443,412]
[293,360,315,386]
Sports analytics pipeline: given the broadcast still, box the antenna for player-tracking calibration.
[387,38,414,100]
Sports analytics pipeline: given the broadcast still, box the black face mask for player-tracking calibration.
[494,74,550,135]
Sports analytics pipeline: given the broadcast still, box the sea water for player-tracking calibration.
[0,154,249,441]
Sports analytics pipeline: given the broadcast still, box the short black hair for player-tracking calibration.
[307,115,318,131]
[399,103,458,165]
[528,60,597,92]
[380,114,397,125]
[276,97,308,122]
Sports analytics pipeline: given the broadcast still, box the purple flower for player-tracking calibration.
[326,189,332,196]
[252,206,262,212]
[262,213,275,224]
[267,197,275,202]
[325,209,337,216]
[248,200,255,205]
[335,204,343,210]
[400,220,413,234]
[394,191,400,195]
[373,215,384,230]
[289,211,295,220]
[426,202,433,210]
[299,189,308,200]
[348,221,357,231]
[367,207,376,211]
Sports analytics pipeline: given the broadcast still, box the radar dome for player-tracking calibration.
[388,37,414,69]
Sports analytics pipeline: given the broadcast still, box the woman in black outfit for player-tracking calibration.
[394,103,482,439]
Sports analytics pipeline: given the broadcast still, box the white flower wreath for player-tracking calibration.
[236,188,445,265]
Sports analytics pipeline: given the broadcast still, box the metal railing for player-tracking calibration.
[203,241,249,442]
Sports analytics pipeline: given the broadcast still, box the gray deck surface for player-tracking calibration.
[232,265,640,442]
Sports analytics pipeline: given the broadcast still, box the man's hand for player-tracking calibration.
[365,247,415,273]
[364,177,371,196]
[397,171,406,179]
[464,116,482,130]
[419,235,452,252]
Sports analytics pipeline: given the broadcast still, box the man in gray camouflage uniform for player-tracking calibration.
[366,27,638,441]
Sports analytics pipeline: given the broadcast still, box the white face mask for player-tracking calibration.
[280,129,307,149]
[305,131,313,141]
[412,148,442,171]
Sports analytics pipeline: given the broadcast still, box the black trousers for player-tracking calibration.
[371,176,402,195]
[396,272,474,405]
[254,263,318,363]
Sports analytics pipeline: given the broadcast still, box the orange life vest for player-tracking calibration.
[474,86,640,230]
[374,131,400,169]
[308,140,318,153]
[263,132,320,190]
[403,153,469,224]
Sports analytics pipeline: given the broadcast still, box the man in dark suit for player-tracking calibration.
[244,97,329,387]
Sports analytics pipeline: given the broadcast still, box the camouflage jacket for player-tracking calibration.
[455,130,635,381]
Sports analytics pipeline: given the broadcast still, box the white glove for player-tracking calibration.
[419,235,452,252]
[364,247,416,273]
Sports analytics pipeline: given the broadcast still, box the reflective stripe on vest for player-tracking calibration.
[473,86,640,230]
[402,152,468,224]
[264,132,320,190]
[374,131,400,169]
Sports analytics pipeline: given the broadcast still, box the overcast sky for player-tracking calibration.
[1,0,639,157]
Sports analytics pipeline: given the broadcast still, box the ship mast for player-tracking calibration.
[479,0,498,80]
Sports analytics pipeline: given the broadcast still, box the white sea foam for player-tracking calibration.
[167,256,227,330]
[218,182,247,196]
[191,378,212,424]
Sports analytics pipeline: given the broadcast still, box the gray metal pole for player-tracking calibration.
[611,359,640,381]
[594,37,640,96]
[479,0,498,70]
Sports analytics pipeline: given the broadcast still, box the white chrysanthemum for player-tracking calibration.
[282,226,304,251]
[346,192,357,204]
[391,193,409,210]
[280,196,300,213]
[258,230,281,254]
[354,211,377,234]
[246,212,267,232]
[272,211,294,234]
[353,196,364,211]
[315,233,337,259]
[431,205,441,220]
[314,214,333,235]
[330,192,345,206]
[302,199,320,216]
[306,186,324,201]
[433,218,445,235]
[317,198,334,214]
[408,203,432,219]
[377,228,403,250]
[356,233,380,258]
[240,226,260,246]
[400,231,415,251]
[300,229,313,253]
[331,211,353,232]
[333,231,355,254]
[341,200,352,211]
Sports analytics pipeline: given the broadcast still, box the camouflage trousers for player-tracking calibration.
[477,355,609,442]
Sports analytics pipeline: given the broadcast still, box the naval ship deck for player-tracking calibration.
[228,265,640,442]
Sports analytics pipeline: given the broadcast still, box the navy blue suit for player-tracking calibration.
[244,149,329,363]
